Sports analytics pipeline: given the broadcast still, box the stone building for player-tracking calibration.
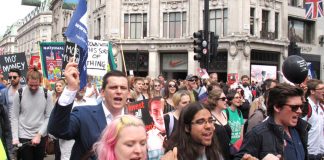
[16,0,53,62]
[0,20,23,55]
[51,0,324,81]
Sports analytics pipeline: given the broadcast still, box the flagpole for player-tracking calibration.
[119,40,127,76]
[73,43,77,62]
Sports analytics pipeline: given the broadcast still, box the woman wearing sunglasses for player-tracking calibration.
[163,80,179,114]
[207,89,232,160]
[142,78,152,99]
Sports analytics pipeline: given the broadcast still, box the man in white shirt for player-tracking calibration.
[48,62,129,160]
[303,79,324,160]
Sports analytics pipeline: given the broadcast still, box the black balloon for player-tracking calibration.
[282,55,308,84]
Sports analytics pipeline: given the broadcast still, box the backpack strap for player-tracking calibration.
[18,88,23,103]
[43,88,48,100]
[168,112,174,137]
[225,109,229,119]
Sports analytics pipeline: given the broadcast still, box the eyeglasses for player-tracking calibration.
[144,83,149,86]
[191,118,216,125]
[285,104,304,112]
[9,76,18,80]
[217,97,227,101]
[168,84,176,88]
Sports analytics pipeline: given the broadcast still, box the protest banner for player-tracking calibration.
[87,39,109,76]
[62,42,81,76]
[127,97,166,156]
[39,42,65,83]
[0,52,28,84]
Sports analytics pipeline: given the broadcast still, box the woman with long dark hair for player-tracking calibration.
[163,80,179,113]
[164,102,223,160]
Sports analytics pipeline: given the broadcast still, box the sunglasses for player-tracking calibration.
[285,104,304,112]
[154,85,160,87]
[9,76,18,80]
[144,83,149,86]
[168,84,176,88]
[234,96,242,99]
[188,79,197,82]
[217,97,227,101]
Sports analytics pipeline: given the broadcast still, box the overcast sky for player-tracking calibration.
[0,0,35,35]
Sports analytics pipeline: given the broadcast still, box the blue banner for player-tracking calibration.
[65,0,88,89]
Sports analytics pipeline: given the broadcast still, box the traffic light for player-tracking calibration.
[288,41,301,56]
[193,30,208,68]
[209,32,219,62]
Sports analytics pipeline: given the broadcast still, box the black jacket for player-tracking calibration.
[234,116,310,160]
[0,104,12,160]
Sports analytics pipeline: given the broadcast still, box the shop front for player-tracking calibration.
[160,53,188,80]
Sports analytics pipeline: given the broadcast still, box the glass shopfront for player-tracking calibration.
[160,53,188,80]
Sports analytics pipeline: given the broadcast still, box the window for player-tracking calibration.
[250,8,255,35]
[275,13,279,39]
[124,14,147,39]
[262,10,269,32]
[163,12,186,38]
[288,0,298,7]
[209,9,228,36]
[288,18,314,44]
[96,18,101,39]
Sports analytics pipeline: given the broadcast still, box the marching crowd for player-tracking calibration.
[0,61,323,160]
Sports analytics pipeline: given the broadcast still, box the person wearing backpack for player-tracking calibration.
[163,90,192,139]
[224,89,244,157]
[11,67,53,160]
[303,79,324,160]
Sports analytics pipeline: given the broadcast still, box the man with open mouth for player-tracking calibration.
[234,83,310,160]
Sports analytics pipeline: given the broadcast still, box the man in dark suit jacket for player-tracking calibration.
[48,62,129,160]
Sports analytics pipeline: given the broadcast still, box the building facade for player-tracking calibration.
[16,0,53,63]
[51,0,324,81]
[0,20,23,55]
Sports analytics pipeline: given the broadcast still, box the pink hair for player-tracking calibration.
[93,115,145,160]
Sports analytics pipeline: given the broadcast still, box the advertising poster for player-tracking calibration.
[0,53,28,85]
[251,64,277,83]
[39,42,65,83]
[87,40,109,77]
[63,0,79,10]
[127,98,166,158]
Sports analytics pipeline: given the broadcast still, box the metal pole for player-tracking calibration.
[203,0,209,70]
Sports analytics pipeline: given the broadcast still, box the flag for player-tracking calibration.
[108,42,117,71]
[305,0,324,19]
[65,0,88,89]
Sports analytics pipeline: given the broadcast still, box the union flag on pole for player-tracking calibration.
[305,0,324,19]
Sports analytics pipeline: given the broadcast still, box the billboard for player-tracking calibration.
[63,0,79,10]
[251,64,277,83]
[21,0,41,6]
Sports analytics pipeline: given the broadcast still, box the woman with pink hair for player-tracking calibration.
[93,115,147,160]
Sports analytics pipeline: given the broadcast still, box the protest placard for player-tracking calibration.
[87,40,109,76]
[127,97,166,156]
[0,52,28,84]
[62,42,81,76]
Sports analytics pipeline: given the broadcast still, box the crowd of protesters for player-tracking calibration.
[0,62,323,160]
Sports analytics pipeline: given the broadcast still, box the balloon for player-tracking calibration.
[282,55,308,84]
